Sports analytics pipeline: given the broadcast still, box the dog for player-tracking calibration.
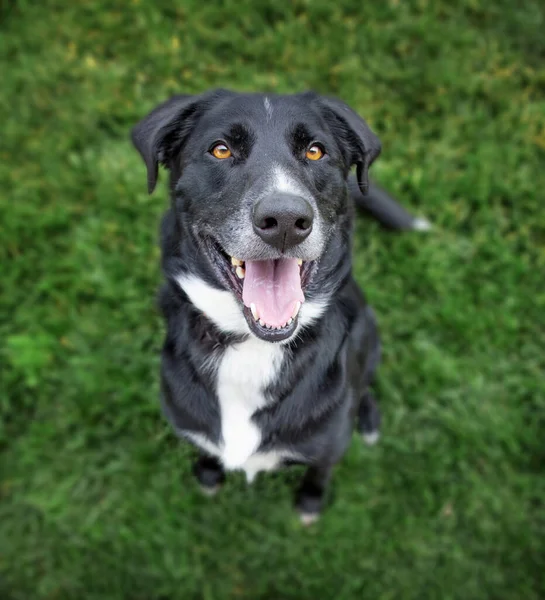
[132,90,403,523]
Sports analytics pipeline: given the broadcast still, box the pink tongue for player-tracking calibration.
[242,258,304,327]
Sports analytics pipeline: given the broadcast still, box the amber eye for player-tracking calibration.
[306,144,324,161]
[211,143,232,159]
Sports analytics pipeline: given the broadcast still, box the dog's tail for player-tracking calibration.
[348,174,431,232]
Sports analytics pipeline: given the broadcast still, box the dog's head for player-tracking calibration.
[132,90,380,342]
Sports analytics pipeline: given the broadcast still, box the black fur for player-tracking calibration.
[132,90,386,519]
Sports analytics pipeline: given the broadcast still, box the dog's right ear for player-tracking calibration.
[131,90,229,194]
[131,95,194,194]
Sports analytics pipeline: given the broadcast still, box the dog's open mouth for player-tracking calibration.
[206,239,314,341]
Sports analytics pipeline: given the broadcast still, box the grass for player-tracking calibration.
[1,0,545,598]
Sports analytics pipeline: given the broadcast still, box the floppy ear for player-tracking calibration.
[131,95,194,194]
[318,96,381,196]
[131,90,229,194]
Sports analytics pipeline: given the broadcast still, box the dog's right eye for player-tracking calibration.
[210,143,232,160]
[306,144,325,161]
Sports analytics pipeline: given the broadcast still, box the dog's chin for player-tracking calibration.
[202,236,315,343]
[241,305,298,342]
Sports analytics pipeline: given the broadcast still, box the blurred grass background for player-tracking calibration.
[1,0,545,598]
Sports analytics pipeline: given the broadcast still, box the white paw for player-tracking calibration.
[412,217,432,231]
[362,430,380,446]
[299,512,320,526]
[199,484,220,497]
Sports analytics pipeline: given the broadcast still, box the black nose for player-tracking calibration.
[253,193,314,251]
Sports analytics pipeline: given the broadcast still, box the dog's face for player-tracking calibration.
[132,90,380,342]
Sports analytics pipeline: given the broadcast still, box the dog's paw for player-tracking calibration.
[299,511,320,526]
[361,430,380,446]
[412,217,433,231]
[199,483,221,497]
[193,456,225,496]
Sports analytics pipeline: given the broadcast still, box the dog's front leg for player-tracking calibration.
[192,455,225,497]
[295,463,334,525]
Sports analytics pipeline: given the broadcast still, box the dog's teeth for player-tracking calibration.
[287,318,293,325]
[259,319,265,327]
[292,301,301,319]
[266,323,272,329]
[250,303,259,320]
[231,257,243,266]
[236,266,245,279]
[297,259,303,266]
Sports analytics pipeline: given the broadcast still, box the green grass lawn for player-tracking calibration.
[1,1,545,598]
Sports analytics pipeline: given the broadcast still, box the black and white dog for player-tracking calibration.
[132,90,421,523]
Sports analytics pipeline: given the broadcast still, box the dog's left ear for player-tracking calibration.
[317,96,381,196]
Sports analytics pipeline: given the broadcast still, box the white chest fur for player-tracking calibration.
[217,336,284,468]
[184,334,288,482]
[175,274,323,482]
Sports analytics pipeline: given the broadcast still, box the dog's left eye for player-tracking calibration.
[306,144,325,161]
[210,143,232,160]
